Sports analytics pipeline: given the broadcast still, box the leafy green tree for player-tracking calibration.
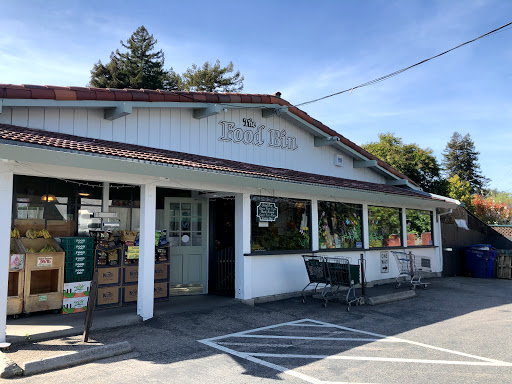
[447,175,474,212]
[90,26,180,90]
[181,60,244,92]
[362,133,447,194]
[442,132,489,194]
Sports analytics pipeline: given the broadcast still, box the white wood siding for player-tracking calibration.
[2,106,386,183]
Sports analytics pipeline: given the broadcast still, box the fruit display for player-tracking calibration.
[25,229,52,239]
[26,248,36,253]
[10,228,20,239]
[40,244,57,253]
[39,229,52,239]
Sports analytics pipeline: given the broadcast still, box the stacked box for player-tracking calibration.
[61,237,94,283]
[62,281,91,314]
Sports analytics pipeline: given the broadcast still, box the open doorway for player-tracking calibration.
[208,198,235,297]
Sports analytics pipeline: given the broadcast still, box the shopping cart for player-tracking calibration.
[322,257,365,311]
[301,255,328,303]
[392,251,431,289]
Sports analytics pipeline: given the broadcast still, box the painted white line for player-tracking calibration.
[235,334,401,342]
[216,342,293,348]
[305,319,511,365]
[247,353,512,367]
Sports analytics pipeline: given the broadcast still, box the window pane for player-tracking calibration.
[406,209,433,246]
[169,217,180,231]
[318,201,363,249]
[192,232,202,246]
[192,203,202,217]
[181,232,191,246]
[251,196,311,252]
[169,203,180,216]
[368,206,402,248]
[181,203,191,217]
[48,179,76,204]
[192,217,202,231]
[169,232,180,246]
[15,175,47,203]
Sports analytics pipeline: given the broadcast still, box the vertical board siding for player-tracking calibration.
[9,106,386,184]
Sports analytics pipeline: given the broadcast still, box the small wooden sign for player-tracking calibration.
[37,256,53,267]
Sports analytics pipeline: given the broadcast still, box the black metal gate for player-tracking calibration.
[211,247,235,295]
[208,198,236,296]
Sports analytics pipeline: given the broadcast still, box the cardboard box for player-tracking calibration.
[63,281,91,298]
[154,264,168,281]
[97,267,121,286]
[154,282,168,299]
[123,285,138,303]
[124,266,139,284]
[62,296,89,314]
[97,286,121,307]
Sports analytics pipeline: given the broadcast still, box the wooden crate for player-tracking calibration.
[21,238,64,314]
[497,254,512,268]
[497,266,512,279]
[7,270,24,316]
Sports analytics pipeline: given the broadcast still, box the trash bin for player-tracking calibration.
[464,244,496,278]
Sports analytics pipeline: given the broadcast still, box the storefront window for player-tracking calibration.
[406,209,433,246]
[368,206,402,248]
[251,196,311,252]
[318,201,363,249]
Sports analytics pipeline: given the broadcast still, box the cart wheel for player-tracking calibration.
[322,302,327,308]
[302,297,306,304]
[12,314,19,320]
[395,283,400,289]
[347,305,351,312]
[422,285,428,290]
[52,309,60,314]
[360,298,365,305]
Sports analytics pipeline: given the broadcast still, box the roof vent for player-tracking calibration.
[273,92,281,98]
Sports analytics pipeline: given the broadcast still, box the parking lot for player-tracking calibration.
[9,277,512,384]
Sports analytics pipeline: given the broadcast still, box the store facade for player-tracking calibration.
[0,84,459,342]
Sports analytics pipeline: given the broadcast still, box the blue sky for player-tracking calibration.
[1,0,511,192]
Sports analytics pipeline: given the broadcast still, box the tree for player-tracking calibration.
[473,195,511,224]
[90,26,180,90]
[181,60,244,92]
[447,175,474,212]
[362,133,447,194]
[442,132,489,193]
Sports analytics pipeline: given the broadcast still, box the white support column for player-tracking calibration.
[433,209,443,272]
[102,182,110,213]
[311,198,319,252]
[362,203,370,249]
[234,193,252,300]
[0,163,14,343]
[137,183,156,321]
[401,208,408,247]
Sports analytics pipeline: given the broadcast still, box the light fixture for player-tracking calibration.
[78,186,92,197]
[41,194,57,202]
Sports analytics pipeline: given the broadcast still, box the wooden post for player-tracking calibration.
[83,269,98,343]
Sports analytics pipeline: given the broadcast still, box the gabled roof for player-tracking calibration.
[0,84,418,187]
[0,123,440,202]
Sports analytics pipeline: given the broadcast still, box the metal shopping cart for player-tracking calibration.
[322,257,365,311]
[392,251,431,289]
[301,255,328,303]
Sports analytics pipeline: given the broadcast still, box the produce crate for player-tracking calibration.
[65,260,94,269]
[60,242,95,254]
[64,266,94,283]
[65,254,94,264]
[60,237,95,247]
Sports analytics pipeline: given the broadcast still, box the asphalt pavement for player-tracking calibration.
[5,277,512,384]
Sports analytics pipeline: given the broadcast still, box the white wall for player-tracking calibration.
[0,106,386,184]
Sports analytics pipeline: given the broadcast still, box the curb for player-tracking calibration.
[1,352,23,379]
[366,290,416,305]
[22,341,133,376]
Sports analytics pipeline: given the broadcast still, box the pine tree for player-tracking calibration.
[442,132,489,193]
[90,26,180,90]
[182,60,244,92]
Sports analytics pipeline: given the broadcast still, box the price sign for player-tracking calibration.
[256,202,279,222]
[37,256,53,267]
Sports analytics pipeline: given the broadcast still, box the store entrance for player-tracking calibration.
[208,198,235,297]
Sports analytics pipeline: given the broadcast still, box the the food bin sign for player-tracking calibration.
[256,202,279,222]
[37,256,53,267]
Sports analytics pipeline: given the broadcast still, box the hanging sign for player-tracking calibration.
[37,256,53,267]
[256,202,279,222]
[380,251,389,273]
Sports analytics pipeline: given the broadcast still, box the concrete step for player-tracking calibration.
[366,289,416,305]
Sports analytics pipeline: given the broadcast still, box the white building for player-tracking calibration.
[0,84,458,342]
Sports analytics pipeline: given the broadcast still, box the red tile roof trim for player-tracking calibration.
[0,84,417,186]
[0,123,436,201]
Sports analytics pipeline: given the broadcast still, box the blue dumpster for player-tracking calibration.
[464,244,497,278]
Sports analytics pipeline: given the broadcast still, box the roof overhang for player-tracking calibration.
[0,141,458,209]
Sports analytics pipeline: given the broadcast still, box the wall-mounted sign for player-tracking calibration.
[218,119,298,151]
[380,251,389,273]
[37,256,53,267]
[256,202,279,222]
